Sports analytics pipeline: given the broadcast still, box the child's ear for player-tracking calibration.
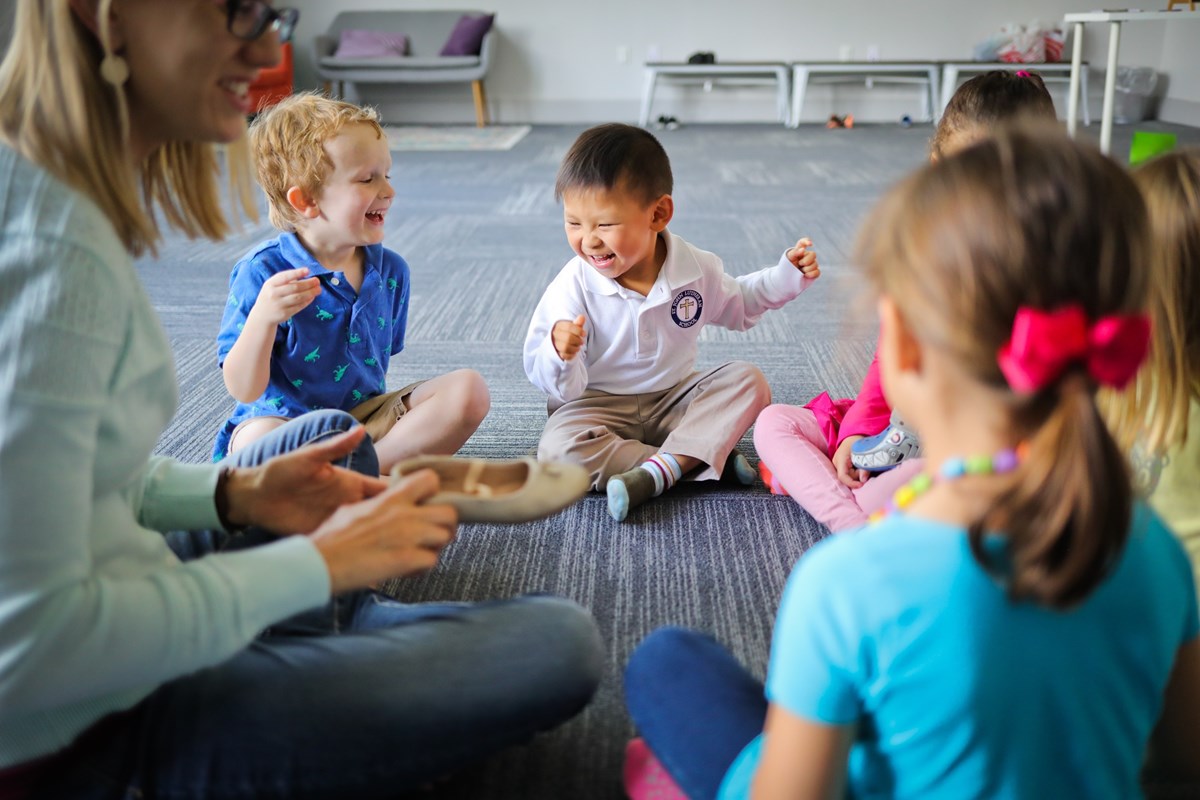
[878,296,923,375]
[650,194,674,232]
[286,186,321,219]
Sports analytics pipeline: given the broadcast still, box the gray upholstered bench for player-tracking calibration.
[315,10,495,127]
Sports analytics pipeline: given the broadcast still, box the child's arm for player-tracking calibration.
[222,267,321,402]
[705,238,820,331]
[522,271,590,404]
[1145,637,1200,781]
[751,704,852,800]
[832,352,889,487]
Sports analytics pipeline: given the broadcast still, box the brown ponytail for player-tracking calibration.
[972,372,1132,608]
[858,124,1150,610]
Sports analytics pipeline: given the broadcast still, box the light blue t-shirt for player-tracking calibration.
[719,504,1198,799]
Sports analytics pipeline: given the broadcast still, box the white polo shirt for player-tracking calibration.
[523,232,814,405]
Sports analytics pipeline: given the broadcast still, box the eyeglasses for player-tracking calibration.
[225,0,299,43]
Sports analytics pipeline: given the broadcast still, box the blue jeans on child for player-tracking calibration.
[624,626,768,800]
[36,410,605,799]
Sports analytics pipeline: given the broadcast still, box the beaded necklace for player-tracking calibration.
[868,443,1028,523]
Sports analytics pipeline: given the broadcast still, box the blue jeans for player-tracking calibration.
[624,627,768,800]
[38,411,605,799]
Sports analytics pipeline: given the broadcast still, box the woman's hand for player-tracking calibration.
[310,469,457,594]
[831,435,868,489]
[221,426,387,534]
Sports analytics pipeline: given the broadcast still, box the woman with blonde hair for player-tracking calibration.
[0,2,601,797]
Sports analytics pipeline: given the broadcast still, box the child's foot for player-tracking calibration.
[758,461,789,496]
[607,469,658,522]
[722,449,756,485]
[623,738,687,800]
[851,417,921,472]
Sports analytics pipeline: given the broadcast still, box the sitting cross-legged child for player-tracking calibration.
[523,123,820,522]
[754,69,1059,531]
[214,93,490,473]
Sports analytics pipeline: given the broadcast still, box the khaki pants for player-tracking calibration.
[538,362,770,490]
[348,381,425,442]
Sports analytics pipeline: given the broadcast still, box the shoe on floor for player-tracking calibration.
[826,114,844,129]
[390,456,588,523]
[722,449,756,486]
[850,416,921,472]
[623,738,687,800]
[758,461,789,496]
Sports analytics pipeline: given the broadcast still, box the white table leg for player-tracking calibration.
[1067,22,1084,137]
[939,65,959,120]
[776,67,790,126]
[789,66,809,128]
[926,67,940,123]
[1080,64,1091,127]
[1100,21,1122,155]
[639,69,658,128]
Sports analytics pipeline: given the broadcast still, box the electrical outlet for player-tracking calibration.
[617,45,630,64]
[866,44,880,62]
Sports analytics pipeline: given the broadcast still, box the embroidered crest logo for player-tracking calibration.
[670,289,703,328]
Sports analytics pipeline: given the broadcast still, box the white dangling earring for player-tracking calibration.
[99,53,129,87]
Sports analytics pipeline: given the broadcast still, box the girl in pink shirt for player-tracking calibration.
[752,70,1057,532]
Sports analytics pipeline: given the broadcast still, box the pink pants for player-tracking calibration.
[753,403,924,532]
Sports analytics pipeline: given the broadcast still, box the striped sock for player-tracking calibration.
[639,453,683,496]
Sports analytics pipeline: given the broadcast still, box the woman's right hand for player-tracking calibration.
[309,469,457,594]
[832,435,869,489]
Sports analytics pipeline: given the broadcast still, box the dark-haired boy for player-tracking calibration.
[523,123,820,521]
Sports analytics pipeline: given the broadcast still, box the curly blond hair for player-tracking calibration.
[249,93,385,231]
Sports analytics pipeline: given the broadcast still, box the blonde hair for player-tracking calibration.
[932,70,1057,159]
[1103,150,1200,456]
[0,0,255,256]
[858,124,1150,608]
[249,93,385,231]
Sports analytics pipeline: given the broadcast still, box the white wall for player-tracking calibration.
[289,0,1199,126]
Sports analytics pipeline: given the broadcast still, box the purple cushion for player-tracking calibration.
[438,13,494,56]
[334,29,410,59]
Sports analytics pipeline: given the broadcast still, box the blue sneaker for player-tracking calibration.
[850,414,922,473]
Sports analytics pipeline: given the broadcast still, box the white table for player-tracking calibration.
[639,62,792,128]
[938,62,1091,125]
[1063,9,1200,154]
[788,61,941,127]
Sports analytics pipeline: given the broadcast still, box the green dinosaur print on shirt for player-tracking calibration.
[364,357,377,367]
[377,316,386,329]
[265,396,284,409]
[291,379,303,388]
[333,364,348,382]
[315,307,334,321]
[352,389,364,403]
[348,332,361,344]
[304,347,320,362]
[387,277,398,292]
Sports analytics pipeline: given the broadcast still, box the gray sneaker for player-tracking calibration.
[850,414,922,473]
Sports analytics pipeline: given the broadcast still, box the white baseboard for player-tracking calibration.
[1159,97,1200,127]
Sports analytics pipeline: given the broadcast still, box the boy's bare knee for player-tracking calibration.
[451,369,491,425]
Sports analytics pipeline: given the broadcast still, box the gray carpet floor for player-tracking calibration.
[142,121,1200,799]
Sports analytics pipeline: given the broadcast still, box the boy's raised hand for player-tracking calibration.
[552,314,587,361]
[786,237,820,279]
[251,267,322,326]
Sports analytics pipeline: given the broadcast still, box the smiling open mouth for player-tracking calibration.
[589,253,615,268]
[366,210,386,223]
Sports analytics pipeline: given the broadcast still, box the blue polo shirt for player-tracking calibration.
[213,232,410,461]
[718,504,1198,799]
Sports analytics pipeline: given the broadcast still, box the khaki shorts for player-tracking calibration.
[348,381,425,442]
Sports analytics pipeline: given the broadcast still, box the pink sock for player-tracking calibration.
[624,738,688,800]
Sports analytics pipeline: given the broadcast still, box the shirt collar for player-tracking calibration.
[279,232,384,277]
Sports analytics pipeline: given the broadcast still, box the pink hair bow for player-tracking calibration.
[996,305,1151,393]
